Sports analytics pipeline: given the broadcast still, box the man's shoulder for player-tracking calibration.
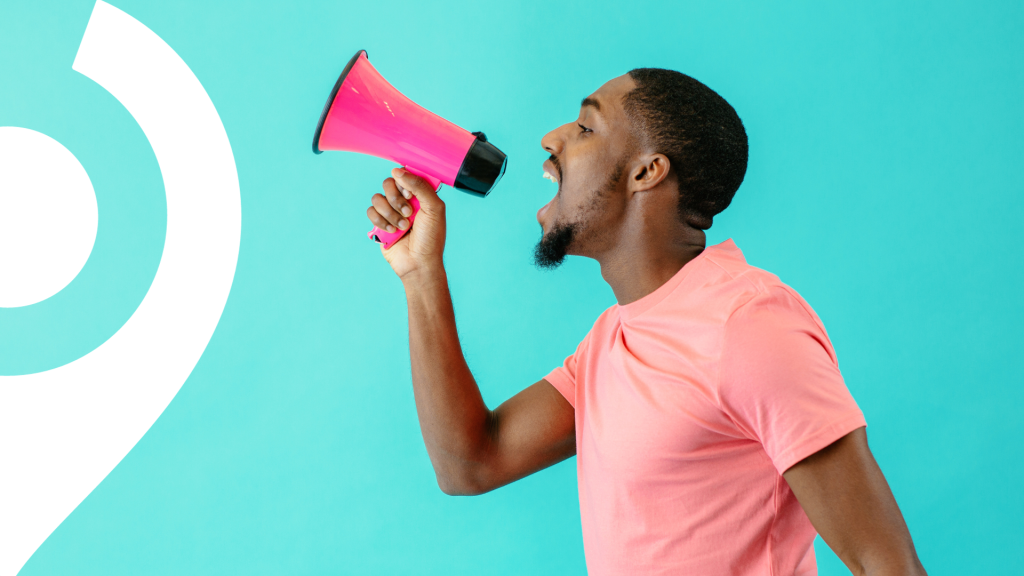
[690,240,821,326]
[700,240,783,294]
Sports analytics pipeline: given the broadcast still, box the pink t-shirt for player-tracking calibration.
[545,239,865,576]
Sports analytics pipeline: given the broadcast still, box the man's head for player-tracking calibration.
[534,69,748,269]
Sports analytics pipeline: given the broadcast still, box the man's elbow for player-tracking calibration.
[434,465,496,496]
[436,478,483,496]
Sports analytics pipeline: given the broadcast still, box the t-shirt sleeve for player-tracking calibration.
[544,332,590,409]
[718,287,866,474]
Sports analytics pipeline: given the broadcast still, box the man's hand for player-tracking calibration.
[366,168,446,279]
[783,427,927,576]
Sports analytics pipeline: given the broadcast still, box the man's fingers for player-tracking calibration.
[394,179,413,199]
[371,193,409,230]
[383,178,414,218]
[366,206,396,233]
[392,168,444,215]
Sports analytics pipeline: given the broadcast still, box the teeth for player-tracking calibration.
[543,171,558,183]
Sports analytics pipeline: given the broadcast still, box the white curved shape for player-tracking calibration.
[0,2,241,574]
[0,127,98,308]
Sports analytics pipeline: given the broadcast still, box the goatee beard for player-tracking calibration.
[533,222,577,270]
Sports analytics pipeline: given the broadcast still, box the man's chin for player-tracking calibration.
[533,222,577,270]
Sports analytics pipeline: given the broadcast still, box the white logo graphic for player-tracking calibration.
[0,2,241,574]
[0,128,99,308]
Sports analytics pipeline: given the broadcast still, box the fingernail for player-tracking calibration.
[394,168,407,176]
[401,206,412,217]
[387,225,395,232]
[398,219,409,230]
[402,189,412,199]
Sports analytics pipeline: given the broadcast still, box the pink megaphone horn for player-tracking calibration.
[313,50,508,249]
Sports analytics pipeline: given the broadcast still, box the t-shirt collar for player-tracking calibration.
[617,239,740,323]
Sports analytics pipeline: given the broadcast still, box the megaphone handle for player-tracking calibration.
[366,166,441,249]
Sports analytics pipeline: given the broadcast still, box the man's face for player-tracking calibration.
[535,75,638,269]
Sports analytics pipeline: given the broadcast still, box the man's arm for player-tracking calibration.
[783,427,927,576]
[367,168,576,495]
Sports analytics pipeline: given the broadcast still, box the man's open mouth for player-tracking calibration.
[537,159,561,223]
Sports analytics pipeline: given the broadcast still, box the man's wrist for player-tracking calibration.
[400,261,447,291]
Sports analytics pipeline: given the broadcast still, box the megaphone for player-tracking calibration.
[313,50,507,249]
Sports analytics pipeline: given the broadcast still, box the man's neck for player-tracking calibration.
[597,224,706,306]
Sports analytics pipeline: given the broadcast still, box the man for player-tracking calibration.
[365,68,927,575]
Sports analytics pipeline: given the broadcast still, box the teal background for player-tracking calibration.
[1,0,1021,573]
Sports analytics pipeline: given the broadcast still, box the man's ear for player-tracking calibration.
[628,153,671,193]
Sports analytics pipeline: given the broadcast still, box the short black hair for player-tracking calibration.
[623,68,748,230]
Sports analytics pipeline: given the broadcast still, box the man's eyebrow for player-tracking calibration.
[581,97,601,112]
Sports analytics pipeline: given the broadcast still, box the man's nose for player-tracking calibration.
[541,124,568,155]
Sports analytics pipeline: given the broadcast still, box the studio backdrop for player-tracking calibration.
[0,1,1021,574]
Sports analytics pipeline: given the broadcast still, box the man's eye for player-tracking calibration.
[578,123,592,134]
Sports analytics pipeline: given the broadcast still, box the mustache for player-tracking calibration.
[548,153,563,183]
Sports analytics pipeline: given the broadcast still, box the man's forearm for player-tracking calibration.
[402,265,493,494]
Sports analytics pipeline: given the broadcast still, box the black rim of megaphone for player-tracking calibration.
[312,49,367,154]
